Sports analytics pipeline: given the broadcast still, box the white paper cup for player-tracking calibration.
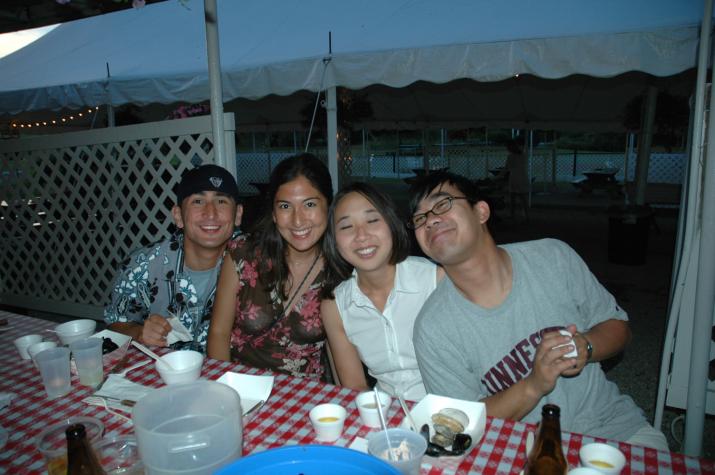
[579,442,626,474]
[35,347,72,399]
[355,390,392,428]
[28,341,58,367]
[309,403,346,442]
[14,334,43,359]
[69,338,104,388]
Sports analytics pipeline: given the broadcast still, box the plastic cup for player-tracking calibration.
[356,390,392,428]
[14,334,43,359]
[93,435,144,474]
[367,428,427,475]
[35,347,72,399]
[36,416,104,475]
[28,341,58,368]
[309,403,347,442]
[70,337,104,388]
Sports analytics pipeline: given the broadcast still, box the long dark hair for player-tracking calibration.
[249,153,333,297]
[322,182,410,299]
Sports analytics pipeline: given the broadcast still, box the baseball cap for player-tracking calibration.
[174,164,240,204]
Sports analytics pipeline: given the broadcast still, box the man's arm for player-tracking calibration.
[108,317,171,347]
[482,330,577,421]
[560,319,631,377]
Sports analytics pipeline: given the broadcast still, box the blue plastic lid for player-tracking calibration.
[215,445,402,475]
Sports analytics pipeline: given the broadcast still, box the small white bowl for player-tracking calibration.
[55,319,97,345]
[28,341,58,367]
[14,334,43,359]
[579,442,626,474]
[155,350,204,385]
[309,403,347,442]
[355,390,392,428]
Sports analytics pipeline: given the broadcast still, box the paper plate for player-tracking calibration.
[216,371,274,416]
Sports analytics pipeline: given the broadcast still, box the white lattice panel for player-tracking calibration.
[0,114,236,318]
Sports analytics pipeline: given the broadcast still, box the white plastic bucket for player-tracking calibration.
[132,380,242,474]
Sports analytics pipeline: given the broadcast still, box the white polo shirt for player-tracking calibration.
[334,256,438,401]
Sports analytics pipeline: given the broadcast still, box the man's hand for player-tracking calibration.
[561,324,589,377]
[525,329,577,397]
[140,314,172,346]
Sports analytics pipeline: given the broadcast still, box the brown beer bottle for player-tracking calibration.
[525,404,568,475]
[66,423,106,475]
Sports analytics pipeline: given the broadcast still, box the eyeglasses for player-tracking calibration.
[408,196,469,229]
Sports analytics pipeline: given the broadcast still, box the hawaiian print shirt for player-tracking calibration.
[228,235,327,380]
[104,230,240,352]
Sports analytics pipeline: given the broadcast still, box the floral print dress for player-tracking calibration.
[227,236,326,380]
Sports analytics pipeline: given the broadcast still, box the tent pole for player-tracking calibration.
[326,86,339,193]
[204,0,231,175]
[684,0,715,455]
[634,86,657,206]
[655,0,712,437]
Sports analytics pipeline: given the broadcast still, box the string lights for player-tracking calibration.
[10,106,100,129]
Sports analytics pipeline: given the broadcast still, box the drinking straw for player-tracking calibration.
[373,387,396,461]
[397,393,417,432]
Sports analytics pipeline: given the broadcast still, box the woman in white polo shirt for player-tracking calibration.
[321,183,444,401]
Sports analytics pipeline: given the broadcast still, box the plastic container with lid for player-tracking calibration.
[93,435,144,474]
[35,416,105,475]
[132,380,242,475]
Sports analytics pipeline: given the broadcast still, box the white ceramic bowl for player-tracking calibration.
[28,341,58,367]
[155,350,204,385]
[579,442,626,474]
[55,319,96,345]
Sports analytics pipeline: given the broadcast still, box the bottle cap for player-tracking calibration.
[542,404,560,416]
[65,423,87,440]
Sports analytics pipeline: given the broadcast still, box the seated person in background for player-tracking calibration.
[408,171,668,451]
[321,183,444,401]
[208,154,332,380]
[104,164,243,351]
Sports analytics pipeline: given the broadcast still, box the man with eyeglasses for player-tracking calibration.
[407,171,667,450]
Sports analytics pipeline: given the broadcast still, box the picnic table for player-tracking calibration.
[2,310,713,474]
[573,168,623,197]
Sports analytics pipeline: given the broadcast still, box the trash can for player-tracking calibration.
[607,205,653,265]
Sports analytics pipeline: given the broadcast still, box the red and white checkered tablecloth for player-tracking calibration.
[1,311,714,475]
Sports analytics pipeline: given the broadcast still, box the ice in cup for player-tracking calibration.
[35,347,72,399]
[70,337,104,388]
[367,428,427,475]
[355,389,392,428]
[14,334,43,359]
[309,403,347,442]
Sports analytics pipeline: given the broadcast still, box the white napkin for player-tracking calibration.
[166,316,193,345]
[84,374,155,412]
[0,392,16,410]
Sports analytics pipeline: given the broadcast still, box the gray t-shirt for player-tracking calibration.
[413,238,647,442]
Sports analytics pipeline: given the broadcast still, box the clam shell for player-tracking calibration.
[431,407,469,434]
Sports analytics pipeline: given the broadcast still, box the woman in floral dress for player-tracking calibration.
[208,153,333,380]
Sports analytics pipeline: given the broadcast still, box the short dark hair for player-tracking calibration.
[322,182,410,298]
[408,171,487,216]
[249,153,333,297]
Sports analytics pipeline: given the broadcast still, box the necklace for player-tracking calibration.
[279,251,321,321]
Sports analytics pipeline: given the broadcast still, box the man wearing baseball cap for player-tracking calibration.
[105,164,243,351]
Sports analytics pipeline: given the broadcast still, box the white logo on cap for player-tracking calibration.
[209,177,223,188]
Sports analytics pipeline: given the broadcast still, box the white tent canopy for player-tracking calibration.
[0,0,704,130]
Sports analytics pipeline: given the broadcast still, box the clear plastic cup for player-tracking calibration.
[35,347,71,399]
[93,435,144,474]
[70,337,104,388]
[367,428,426,475]
[35,416,104,475]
